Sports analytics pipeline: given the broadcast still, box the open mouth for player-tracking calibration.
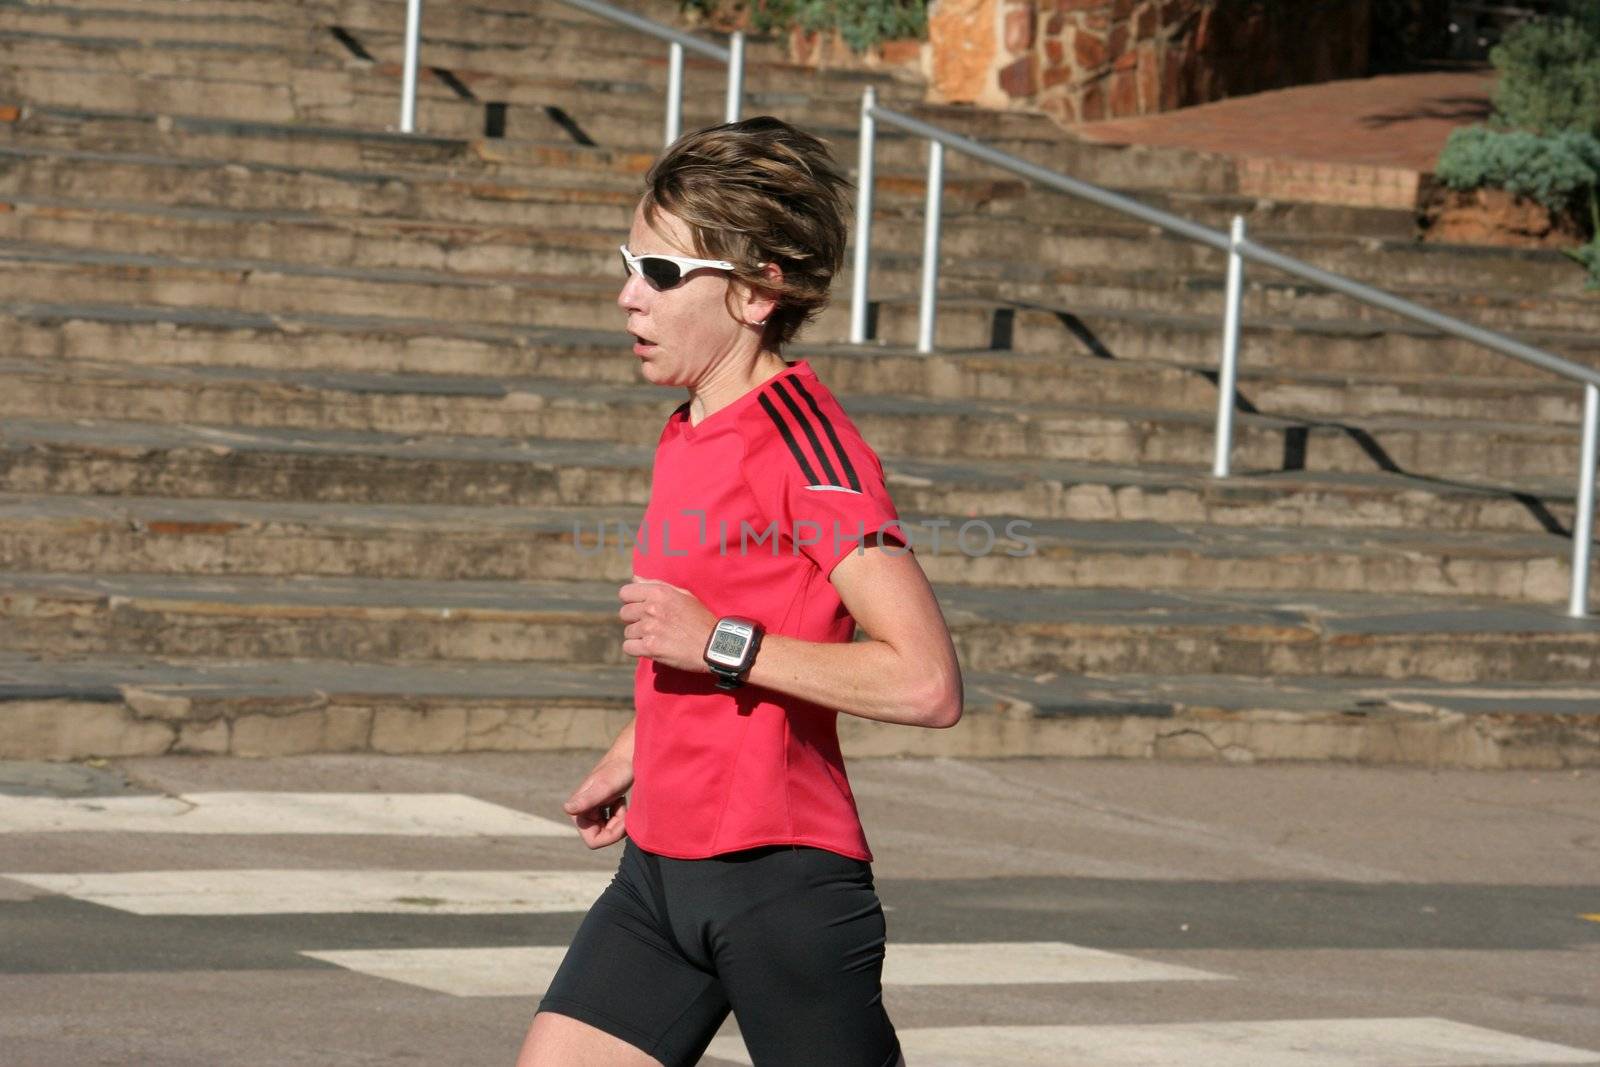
[631,333,657,355]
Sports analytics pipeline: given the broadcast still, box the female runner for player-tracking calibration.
[517,116,963,1067]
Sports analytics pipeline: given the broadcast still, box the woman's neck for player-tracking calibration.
[686,349,790,426]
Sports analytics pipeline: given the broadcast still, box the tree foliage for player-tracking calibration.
[683,0,926,52]
[1490,14,1600,137]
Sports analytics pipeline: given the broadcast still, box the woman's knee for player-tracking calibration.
[515,1010,660,1067]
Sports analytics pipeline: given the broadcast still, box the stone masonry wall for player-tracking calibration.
[929,0,1373,123]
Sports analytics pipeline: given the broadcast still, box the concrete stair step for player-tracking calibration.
[186,1,1309,223]
[0,355,1586,482]
[18,233,1592,377]
[4,571,1596,683]
[0,414,657,508]
[1,61,304,126]
[4,235,1592,389]
[0,493,1579,603]
[0,143,648,229]
[0,194,626,277]
[0,27,341,76]
[6,190,1585,314]
[341,26,918,102]
[858,301,1599,383]
[6,105,489,170]
[5,0,296,17]
[9,0,656,18]
[0,4,313,46]
[3,650,1595,766]
[5,289,1585,427]
[0,114,1420,250]
[4,17,1033,157]
[870,216,1589,299]
[0,141,1021,244]
[850,261,1600,335]
[0,58,486,132]
[0,101,1420,235]
[320,0,789,68]
[2,0,749,64]
[0,241,630,329]
[0,414,1579,536]
[10,299,1591,401]
[853,296,1600,373]
[0,31,895,139]
[807,346,1590,427]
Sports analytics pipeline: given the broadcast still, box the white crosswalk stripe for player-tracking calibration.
[707,1018,1600,1067]
[302,946,572,998]
[296,941,1227,998]
[884,941,1226,985]
[4,868,613,914]
[6,787,1597,1066]
[0,791,569,836]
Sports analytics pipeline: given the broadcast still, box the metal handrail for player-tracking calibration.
[397,0,743,144]
[849,86,1600,617]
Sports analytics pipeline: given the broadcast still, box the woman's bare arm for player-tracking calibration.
[619,548,962,729]
[742,547,962,728]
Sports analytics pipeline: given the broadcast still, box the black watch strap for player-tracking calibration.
[711,665,747,690]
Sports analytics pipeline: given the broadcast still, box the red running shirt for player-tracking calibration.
[626,361,902,861]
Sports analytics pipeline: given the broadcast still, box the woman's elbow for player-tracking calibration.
[908,670,963,729]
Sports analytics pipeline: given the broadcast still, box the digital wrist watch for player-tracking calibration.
[703,616,763,690]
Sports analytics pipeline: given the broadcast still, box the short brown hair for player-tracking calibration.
[643,117,850,350]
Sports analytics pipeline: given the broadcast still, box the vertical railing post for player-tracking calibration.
[1212,214,1246,477]
[916,139,944,354]
[724,31,744,122]
[399,0,424,133]
[1569,382,1599,617]
[664,41,684,146]
[849,87,876,345]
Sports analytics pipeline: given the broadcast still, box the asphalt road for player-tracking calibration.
[1,753,1596,1066]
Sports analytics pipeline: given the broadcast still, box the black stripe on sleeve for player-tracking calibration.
[771,379,841,487]
[758,394,821,485]
[785,376,861,492]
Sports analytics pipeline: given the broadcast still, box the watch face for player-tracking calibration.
[709,629,749,660]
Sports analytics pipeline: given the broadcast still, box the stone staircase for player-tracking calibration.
[2,0,1598,767]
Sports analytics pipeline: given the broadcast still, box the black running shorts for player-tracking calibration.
[537,837,901,1067]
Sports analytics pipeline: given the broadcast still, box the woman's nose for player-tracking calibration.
[618,271,651,312]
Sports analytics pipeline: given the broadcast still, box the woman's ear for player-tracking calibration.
[741,261,783,327]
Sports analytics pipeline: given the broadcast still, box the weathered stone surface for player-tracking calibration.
[175,716,232,756]
[371,705,469,754]
[0,702,174,760]
[1004,4,1036,52]
[999,54,1038,98]
[930,0,1376,122]
[1074,26,1108,68]
[929,0,1001,104]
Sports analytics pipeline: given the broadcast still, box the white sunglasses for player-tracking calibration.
[619,245,737,290]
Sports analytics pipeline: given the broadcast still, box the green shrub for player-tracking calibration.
[683,0,926,52]
[1490,15,1600,137]
[1565,192,1600,289]
[1435,125,1600,211]
[1567,239,1600,288]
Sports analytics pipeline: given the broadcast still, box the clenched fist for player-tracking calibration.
[618,578,717,673]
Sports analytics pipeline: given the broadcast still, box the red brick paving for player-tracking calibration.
[1073,68,1496,206]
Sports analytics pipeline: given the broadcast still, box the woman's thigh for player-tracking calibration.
[711,849,901,1067]
[531,843,732,1067]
